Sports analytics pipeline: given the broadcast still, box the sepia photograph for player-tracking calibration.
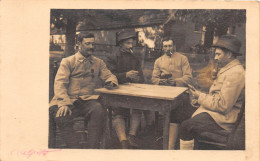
[1,1,259,161]
[49,9,246,150]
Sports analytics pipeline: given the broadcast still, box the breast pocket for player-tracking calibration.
[211,76,224,91]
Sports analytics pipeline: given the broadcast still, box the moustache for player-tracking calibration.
[87,48,94,52]
[165,51,173,55]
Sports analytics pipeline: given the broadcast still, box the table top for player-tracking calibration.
[95,83,187,101]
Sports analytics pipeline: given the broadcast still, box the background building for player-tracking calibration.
[49,9,246,100]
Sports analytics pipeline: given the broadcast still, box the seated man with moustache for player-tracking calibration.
[49,32,118,149]
[179,35,245,150]
[151,37,196,149]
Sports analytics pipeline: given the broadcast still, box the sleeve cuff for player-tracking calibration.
[152,78,160,85]
[105,77,118,86]
[57,100,72,108]
[175,78,185,87]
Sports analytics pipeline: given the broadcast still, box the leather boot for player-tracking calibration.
[121,140,129,149]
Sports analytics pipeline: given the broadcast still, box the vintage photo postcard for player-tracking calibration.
[1,1,259,161]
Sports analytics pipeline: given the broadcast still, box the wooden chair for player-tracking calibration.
[195,100,245,150]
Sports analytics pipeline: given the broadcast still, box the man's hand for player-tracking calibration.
[126,70,139,81]
[167,78,176,86]
[159,79,168,85]
[130,76,140,83]
[160,73,172,79]
[105,81,118,89]
[190,97,200,108]
[56,105,72,117]
[189,86,201,99]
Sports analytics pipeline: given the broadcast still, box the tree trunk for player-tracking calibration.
[65,15,78,57]
[204,23,214,48]
[215,22,228,37]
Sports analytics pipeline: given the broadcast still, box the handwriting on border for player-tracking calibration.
[11,149,63,158]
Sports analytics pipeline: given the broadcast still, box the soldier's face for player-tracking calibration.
[79,37,95,57]
[163,40,175,56]
[214,48,230,67]
[121,38,134,52]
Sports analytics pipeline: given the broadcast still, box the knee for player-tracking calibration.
[180,119,192,129]
[50,106,75,127]
[49,105,58,117]
[112,114,125,127]
[89,102,105,117]
[113,114,124,121]
[54,114,74,127]
[179,119,193,136]
[170,109,183,123]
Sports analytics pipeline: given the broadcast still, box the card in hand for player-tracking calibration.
[187,84,196,91]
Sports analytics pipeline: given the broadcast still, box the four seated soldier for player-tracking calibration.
[49,34,245,149]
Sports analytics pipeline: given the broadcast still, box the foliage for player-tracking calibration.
[171,9,246,36]
[50,9,246,56]
[172,10,245,26]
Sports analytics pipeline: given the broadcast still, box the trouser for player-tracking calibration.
[170,93,196,123]
[49,99,105,149]
[180,112,224,141]
[112,107,142,141]
[168,93,196,149]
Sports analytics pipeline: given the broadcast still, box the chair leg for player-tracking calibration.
[48,119,56,148]
[108,107,113,137]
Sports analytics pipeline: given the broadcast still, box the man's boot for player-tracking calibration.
[120,140,129,149]
[128,110,142,147]
[127,134,140,147]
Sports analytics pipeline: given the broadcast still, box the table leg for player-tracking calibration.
[108,106,112,137]
[155,111,159,136]
[163,110,171,150]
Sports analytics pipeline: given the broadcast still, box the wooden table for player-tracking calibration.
[95,83,187,149]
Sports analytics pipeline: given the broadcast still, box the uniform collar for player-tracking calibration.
[75,52,94,63]
[218,59,242,74]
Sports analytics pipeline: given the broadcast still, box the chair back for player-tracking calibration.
[231,99,245,133]
[226,99,245,150]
